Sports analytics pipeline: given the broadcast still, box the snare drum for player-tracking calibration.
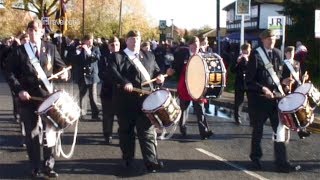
[185,54,226,100]
[37,91,81,130]
[142,89,181,129]
[306,117,320,134]
[278,93,314,131]
[294,83,320,109]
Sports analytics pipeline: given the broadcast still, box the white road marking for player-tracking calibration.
[196,148,269,180]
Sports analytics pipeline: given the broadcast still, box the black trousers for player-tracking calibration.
[20,104,55,171]
[78,81,99,117]
[117,109,158,165]
[179,99,211,136]
[249,98,289,165]
[234,88,248,121]
[101,96,115,136]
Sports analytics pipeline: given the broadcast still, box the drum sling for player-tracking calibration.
[283,59,301,85]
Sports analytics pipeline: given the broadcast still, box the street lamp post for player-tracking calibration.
[171,19,174,40]
[216,0,221,55]
[82,0,85,37]
[119,0,123,37]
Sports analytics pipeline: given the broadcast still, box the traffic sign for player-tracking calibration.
[159,20,167,30]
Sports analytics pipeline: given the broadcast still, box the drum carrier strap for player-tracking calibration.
[24,43,53,93]
[283,59,302,85]
[256,47,285,96]
[124,49,153,90]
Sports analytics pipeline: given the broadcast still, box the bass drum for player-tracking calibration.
[203,53,226,98]
[185,55,208,100]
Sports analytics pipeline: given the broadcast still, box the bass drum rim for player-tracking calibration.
[185,55,208,100]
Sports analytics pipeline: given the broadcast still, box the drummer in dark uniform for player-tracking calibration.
[108,30,165,172]
[281,46,310,139]
[5,20,68,178]
[246,29,301,173]
[167,36,213,140]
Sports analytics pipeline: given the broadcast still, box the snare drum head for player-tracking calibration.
[295,83,312,94]
[278,93,306,112]
[38,91,63,113]
[185,55,207,99]
[142,90,169,111]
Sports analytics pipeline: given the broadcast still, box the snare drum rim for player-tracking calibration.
[37,90,64,114]
[142,89,171,113]
[278,92,308,113]
[185,55,209,100]
[294,83,312,95]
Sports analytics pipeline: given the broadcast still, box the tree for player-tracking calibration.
[281,0,320,83]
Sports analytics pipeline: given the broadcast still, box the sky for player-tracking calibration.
[142,0,236,29]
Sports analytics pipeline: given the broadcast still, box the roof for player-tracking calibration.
[223,0,284,11]
[199,28,227,37]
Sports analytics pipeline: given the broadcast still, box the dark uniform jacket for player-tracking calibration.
[172,46,190,77]
[5,41,66,106]
[246,47,283,108]
[109,50,161,115]
[98,52,114,99]
[231,56,249,90]
[75,46,101,84]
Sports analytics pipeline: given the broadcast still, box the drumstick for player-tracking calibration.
[164,87,177,93]
[116,84,152,95]
[141,74,168,86]
[288,74,293,93]
[47,66,72,80]
[302,71,308,84]
[30,96,44,101]
[132,87,152,95]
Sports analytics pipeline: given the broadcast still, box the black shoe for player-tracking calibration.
[200,130,213,140]
[105,136,112,144]
[20,137,26,147]
[79,115,85,120]
[145,161,164,173]
[44,169,58,178]
[276,163,301,173]
[92,116,101,120]
[180,126,187,137]
[234,119,242,125]
[251,159,262,170]
[31,169,41,178]
[122,159,135,168]
[205,109,212,114]
[298,130,311,139]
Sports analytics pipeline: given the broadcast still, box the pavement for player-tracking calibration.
[0,74,320,180]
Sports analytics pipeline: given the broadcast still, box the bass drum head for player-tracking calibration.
[278,93,306,112]
[142,90,169,111]
[37,91,62,113]
[295,83,312,95]
[185,55,207,100]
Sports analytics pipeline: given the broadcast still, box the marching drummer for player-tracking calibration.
[246,29,300,173]
[281,46,311,139]
[166,36,214,140]
[4,20,69,178]
[108,30,165,172]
